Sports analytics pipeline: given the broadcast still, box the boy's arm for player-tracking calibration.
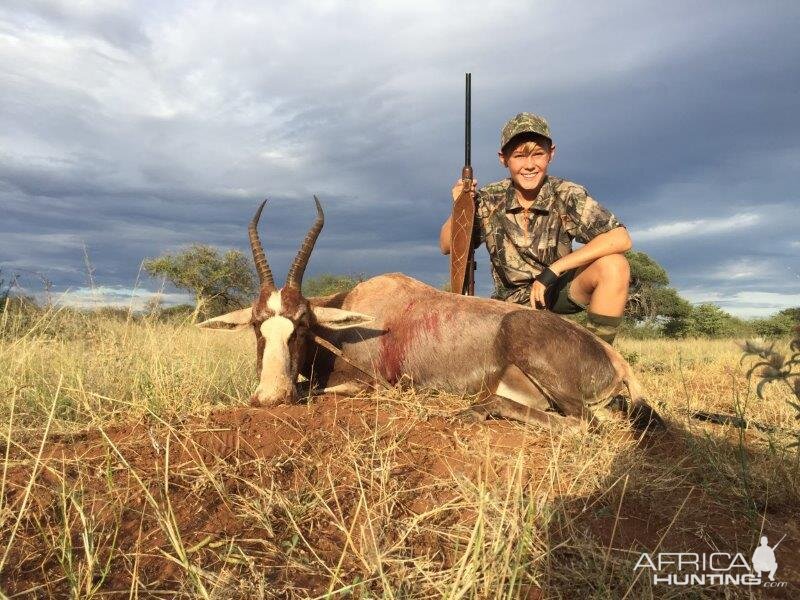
[548,226,631,275]
[440,216,453,255]
[550,186,630,274]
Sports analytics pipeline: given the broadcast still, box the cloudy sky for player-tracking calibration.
[1,0,798,316]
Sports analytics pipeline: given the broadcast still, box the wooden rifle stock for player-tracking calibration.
[449,73,477,295]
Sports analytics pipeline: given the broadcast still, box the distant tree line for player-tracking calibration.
[139,246,796,338]
[141,245,365,321]
[1,248,796,338]
[623,251,797,338]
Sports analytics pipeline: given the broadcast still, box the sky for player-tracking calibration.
[1,0,799,317]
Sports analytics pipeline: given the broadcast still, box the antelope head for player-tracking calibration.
[199,198,374,406]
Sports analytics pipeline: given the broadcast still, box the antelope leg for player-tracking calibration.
[458,395,579,429]
[317,381,371,396]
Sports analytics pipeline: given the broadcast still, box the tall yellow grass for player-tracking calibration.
[0,306,797,598]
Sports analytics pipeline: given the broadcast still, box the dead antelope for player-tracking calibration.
[200,199,665,430]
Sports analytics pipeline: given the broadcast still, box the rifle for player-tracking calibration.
[449,73,477,295]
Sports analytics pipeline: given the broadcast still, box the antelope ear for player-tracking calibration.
[197,307,253,331]
[312,306,375,329]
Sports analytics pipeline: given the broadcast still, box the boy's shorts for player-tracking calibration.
[543,268,586,315]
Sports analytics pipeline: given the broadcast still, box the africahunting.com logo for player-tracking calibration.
[634,534,788,588]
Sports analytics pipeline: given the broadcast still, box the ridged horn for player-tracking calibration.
[285,196,324,289]
[248,199,275,290]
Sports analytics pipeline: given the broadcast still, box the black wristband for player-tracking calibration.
[536,268,558,288]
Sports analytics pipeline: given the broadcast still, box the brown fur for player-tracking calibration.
[222,273,661,429]
[496,310,619,416]
[307,274,664,430]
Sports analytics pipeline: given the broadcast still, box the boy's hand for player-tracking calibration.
[451,178,477,204]
[530,267,558,310]
[530,281,547,310]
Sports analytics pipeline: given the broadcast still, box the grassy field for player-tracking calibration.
[0,306,798,598]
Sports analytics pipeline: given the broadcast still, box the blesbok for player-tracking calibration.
[199,199,664,430]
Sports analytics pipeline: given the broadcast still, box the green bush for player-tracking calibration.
[619,320,663,339]
[158,304,196,322]
[302,273,364,297]
[752,312,797,337]
[664,303,751,338]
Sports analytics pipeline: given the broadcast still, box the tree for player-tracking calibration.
[625,251,691,323]
[689,303,740,337]
[302,273,364,297]
[752,312,797,337]
[143,245,256,318]
[777,307,800,323]
[664,303,744,338]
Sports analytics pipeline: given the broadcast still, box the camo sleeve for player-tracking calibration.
[564,186,623,244]
[474,191,490,246]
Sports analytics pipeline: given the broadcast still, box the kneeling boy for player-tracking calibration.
[440,113,632,344]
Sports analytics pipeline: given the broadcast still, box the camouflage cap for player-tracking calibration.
[500,113,552,150]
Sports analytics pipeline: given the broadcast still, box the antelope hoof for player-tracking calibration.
[249,395,289,408]
[607,395,629,413]
[454,407,489,423]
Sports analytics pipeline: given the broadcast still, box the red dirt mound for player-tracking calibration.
[0,396,797,598]
[0,396,553,596]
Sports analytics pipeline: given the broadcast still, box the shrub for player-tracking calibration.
[752,313,797,338]
[664,303,750,338]
[302,273,364,297]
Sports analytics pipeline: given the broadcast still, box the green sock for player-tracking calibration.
[586,312,623,345]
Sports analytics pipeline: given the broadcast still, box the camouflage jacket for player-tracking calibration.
[475,176,623,305]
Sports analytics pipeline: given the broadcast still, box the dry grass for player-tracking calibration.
[0,306,798,598]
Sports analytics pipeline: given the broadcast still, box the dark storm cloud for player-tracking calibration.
[0,1,798,315]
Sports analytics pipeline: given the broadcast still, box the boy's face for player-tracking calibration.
[498,137,556,195]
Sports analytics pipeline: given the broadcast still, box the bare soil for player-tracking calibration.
[1,395,798,598]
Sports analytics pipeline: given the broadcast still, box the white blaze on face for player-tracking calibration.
[253,290,297,404]
[267,289,282,314]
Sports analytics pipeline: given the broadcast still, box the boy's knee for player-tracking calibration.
[595,254,630,285]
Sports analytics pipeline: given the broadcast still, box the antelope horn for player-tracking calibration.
[248,199,275,289]
[285,196,324,289]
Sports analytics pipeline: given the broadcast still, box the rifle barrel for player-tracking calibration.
[465,72,471,168]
